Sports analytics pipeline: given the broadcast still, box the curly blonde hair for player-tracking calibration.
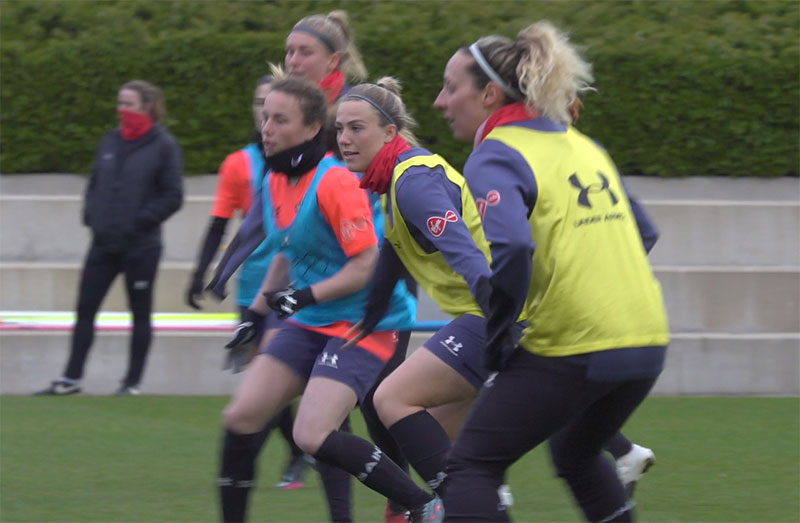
[466,21,594,124]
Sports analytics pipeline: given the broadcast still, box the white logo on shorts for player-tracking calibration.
[133,280,149,290]
[320,351,339,368]
[439,335,462,356]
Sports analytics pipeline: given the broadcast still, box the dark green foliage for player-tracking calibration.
[1,0,797,175]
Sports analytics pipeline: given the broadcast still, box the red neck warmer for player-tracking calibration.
[360,135,411,195]
[474,102,538,147]
[118,109,153,141]
[319,70,345,105]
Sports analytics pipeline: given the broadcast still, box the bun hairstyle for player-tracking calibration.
[343,76,419,147]
[119,80,166,122]
[292,10,368,82]
[466,21,594,124]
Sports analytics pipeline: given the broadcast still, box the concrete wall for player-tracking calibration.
[1,174,798,395]
[3,331,797,396]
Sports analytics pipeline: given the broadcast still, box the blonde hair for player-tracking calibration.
[267,62,289,81]
[292,10,368,82]
[467,21,594,124]
[342,76,419,147]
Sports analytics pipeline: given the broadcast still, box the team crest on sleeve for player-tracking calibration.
[340,216,369,242]
[427,210,458,237]
[475,190,500,219]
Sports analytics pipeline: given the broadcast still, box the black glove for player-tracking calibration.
[185,273,204,310]
[484,327,520,372]
[345,241,407,346]
[344,301,389,347]
[265,287,316,320]
[223,310,265,373]
[481,282,522,372]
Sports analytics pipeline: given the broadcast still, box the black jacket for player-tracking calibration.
[83,124,183,252]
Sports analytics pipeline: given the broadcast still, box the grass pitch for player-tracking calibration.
[1,396,797,522]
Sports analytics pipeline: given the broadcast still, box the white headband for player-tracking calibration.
[468,42,521,100]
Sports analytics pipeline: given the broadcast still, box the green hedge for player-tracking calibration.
[1,0,797,176]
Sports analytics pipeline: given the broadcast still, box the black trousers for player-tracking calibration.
[64,242,162,386]
[444,349,657,522]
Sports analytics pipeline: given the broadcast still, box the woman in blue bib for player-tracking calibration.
[186,75,313,489]
[215,77,440,523]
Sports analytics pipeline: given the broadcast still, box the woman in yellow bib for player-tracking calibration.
[338,76,658,518]
[434,21,669,522]
[336,78,497,504]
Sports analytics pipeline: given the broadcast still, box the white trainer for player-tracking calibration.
[615,444,655,497]
[498,484,514,508]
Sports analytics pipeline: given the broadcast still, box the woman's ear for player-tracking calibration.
[326,52,342,75]
[383,124,398,143]
[307,121,323,140]
[483,83,504,107]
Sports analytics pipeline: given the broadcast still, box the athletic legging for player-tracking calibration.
[64,242,161,386]
[444,349,657,522]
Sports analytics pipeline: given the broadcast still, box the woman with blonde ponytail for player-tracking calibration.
[285,13,424,523]
[435,21,668,521]
[285,10,367,104]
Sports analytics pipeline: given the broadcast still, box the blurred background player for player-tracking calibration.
[36,79,183,396]
[185,75,309,489]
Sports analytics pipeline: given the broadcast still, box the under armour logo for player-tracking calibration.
[290,153,303,167]
[440,335,463,356]
[426,210,458,237]
[569,171,618,208]
[475,189,501,219]
[320,351,339,368]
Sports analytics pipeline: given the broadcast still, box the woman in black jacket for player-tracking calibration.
[37,79,183,396]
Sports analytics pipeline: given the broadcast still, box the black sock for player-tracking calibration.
[316,459,353,522]
[218,429,267,523]
[389,410,451,496]
[361,386,409,475]
[606,502,635,522]
[604,432,633,460]
[317,418,353,522]
[314,429,432,511]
